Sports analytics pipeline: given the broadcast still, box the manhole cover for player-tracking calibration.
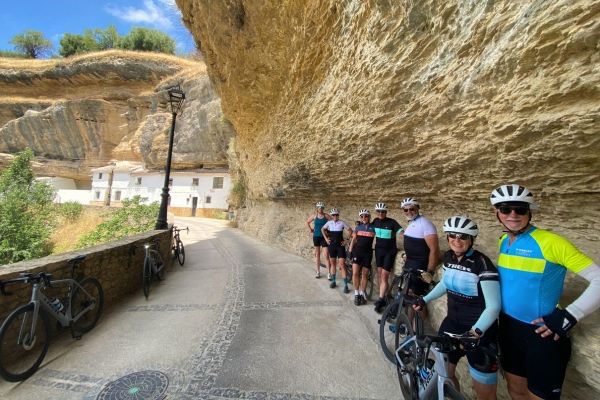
[96,370,169,400]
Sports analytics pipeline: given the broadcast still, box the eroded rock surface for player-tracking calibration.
[178,1,600,398]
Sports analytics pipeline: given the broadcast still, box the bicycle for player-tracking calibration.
[395,332,483,400]
[0,255,104,382]
[171,226,189,266]
[379,268,431,363]
[142,239,166,299]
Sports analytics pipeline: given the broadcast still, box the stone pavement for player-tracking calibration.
[0,217,400,399]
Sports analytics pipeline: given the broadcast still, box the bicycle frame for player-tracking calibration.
[144,245,164,275]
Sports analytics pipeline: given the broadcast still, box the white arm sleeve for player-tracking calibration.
[566,263,600,321]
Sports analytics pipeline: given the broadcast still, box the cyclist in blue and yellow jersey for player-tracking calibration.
[322,209,353,292]
[415,216,500,400]
[401,197,440,297]
[306,201,331,278]
[348,209,376,306]
[372,202,404,313]
[490,184,600,400]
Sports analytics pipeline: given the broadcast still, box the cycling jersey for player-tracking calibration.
[313,214,328,238]
[497,225,593,324]
[372,217,403,250]
[403,215,437,269]
[322,220,349,244]
[353,223,376,251]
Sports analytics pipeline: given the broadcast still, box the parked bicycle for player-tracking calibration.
[142,239,166,299]
[0,255,104,382]
[171,226,189,266]
[379,268,432,363]
[395,332,487,400]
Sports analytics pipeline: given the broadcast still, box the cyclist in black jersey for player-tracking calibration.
[321,208,353,291]
[348,209,376,305]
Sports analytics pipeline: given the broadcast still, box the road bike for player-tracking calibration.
[142,239,166,299]
[395,332,482,400]
[379,268,431,363]
[0,255,104,382]
[171,226,189,266]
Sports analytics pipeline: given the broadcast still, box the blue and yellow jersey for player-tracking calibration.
[497,225,593,323]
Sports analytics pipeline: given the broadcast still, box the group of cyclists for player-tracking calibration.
[306,183,600,400]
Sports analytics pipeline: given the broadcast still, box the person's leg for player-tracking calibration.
[505,372,531,400]
[472,379,497,400]
[339,257,349,292]
[323,242,331,271]
[447,363,460,393]
[352,264,361,291]
[379,269,390,299]
[360,267,369,292]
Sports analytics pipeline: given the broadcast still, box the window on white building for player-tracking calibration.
[95,191,101,200]
[114,191,121,201]
[213,177,224,189]
[192,178,199,186]
[206,196,212,204]
[98,173,103,179]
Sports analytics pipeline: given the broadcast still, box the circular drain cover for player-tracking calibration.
[96,370,169,400]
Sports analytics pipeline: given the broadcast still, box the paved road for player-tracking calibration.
[0,217,399,399]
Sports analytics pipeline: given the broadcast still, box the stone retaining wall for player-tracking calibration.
[0,229,172,323]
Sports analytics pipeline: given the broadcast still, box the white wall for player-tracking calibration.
[54,190,90,205]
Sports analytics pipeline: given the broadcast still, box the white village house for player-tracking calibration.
[89,162,232,217]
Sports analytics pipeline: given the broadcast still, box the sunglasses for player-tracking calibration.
[376,210,387,213]
[497,205,529,215]
[447,233,470,241]
[331,214,339,216]
[361,215,370,218]
[403,208,416,213]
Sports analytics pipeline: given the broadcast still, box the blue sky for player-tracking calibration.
[0,0,196,56]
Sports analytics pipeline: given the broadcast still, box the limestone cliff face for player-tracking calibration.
[178,1,600,398]
[0,51,234,186]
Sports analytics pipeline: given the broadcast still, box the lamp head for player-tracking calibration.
[167,85,185,114]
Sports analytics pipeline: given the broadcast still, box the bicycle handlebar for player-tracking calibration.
[0,272,54,296]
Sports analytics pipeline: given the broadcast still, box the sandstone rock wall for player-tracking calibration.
[178,1,600,398]
[0,51,235,185]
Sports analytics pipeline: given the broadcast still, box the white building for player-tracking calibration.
[90,162,231,217]
[36,177,90,205]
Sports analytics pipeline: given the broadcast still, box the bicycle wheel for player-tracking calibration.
[379,301,414,363]
[177,241,185,266]
[365,268,374,300]
[156,254,165,281]
[70,277,104,335]
[389,275,403,301]
[0,303,50,382]
[395,320,419,400]
[143,257,151,299]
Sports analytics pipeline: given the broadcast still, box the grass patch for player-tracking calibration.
[50,207,108,254]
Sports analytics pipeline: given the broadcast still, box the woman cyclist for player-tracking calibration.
[414,216,501,400]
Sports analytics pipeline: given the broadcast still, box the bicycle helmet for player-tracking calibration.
[490,184,536,208]
[400,197,419,208]
[374,202,388,211]
[443,216,479,237]
[315,201,325,209]
[358,209,370,217]
[330,208,339,215]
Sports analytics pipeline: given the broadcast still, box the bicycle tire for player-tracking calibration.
[177,241,185,266]
[0,303,50,382]
[156,255,165,281]
[380,301,414,363]
[365,268,374,300]
[395,315,419,400]
[143,257,151,299]
[389,274,403,301]
[70,277,104,335]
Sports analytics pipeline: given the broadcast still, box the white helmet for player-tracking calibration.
[374,202,388,211]
[358,209,370,217]
[489,184,536,208]
[443,216,478,237]
[330,208,339,215]
[400,197,419,208]
[315,201,325,209]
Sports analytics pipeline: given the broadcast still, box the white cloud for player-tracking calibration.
[105,0,174,30]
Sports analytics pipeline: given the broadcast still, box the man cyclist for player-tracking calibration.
[372,202,404,313]
[321,208,353,292]
[306,201,331,278]
[490,184,600,400]
[401,197,440,297]
[348,209,376,305]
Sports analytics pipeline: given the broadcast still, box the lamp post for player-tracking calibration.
[155,85,185,229]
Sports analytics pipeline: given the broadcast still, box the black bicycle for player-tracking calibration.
[379,268,431,363]
[142,240,166,299]
[171,226,188,266]
[0,255,104,381]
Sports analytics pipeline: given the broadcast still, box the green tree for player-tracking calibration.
[0,149,56,265]
[118,27,175,54]
[77,196,159,248]
[10,30,53,58]
[92,25,119,50]
[59,33,97,57]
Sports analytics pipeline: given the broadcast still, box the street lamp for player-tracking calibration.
[155,85,185,229]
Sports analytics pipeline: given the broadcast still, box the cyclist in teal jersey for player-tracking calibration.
[490,184,600,400]
[306,201,331,278]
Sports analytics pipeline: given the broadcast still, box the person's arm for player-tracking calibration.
[566,263,600,320]
[422,278,447,303]
[424,233,440,273]
[306,215,315,233]
[321,223,330,244]
[349,231,357,253]
[472,280,501,334]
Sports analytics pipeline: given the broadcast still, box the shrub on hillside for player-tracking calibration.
[76,196,159,248]
[55,201,84,222]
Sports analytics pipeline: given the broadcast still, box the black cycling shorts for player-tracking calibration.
[375,248,397,271]
[328,243,346,259]
[438,318,499,379]
[313,236,327,247]
[406,268,430,296]
[351,250,372,268]
[499,312,571,400]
